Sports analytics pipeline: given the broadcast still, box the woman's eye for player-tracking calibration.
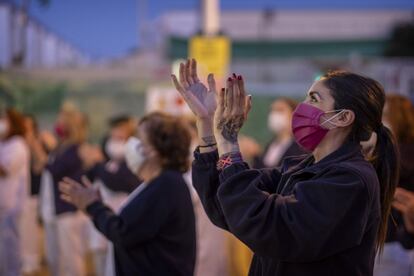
[310,96,318,103]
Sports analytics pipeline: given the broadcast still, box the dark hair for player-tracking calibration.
[139,112,191,173]
[322,71,399,253]
[108,114,132,128]
[3,108,26,138]
[384,94,414,144]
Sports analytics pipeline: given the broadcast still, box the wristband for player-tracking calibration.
[199,143,217,148]
[217,151,243,171]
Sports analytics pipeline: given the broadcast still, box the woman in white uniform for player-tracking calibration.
[0,108,30,276]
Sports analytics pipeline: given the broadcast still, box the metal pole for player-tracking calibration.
[201,0,220,36]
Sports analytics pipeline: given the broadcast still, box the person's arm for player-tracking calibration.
[216,165,371,262]
[86,184,171,248]
[192,149,227,229]
[393,187,414,248]
[27,136,49,173]
[60,176,171,248]
[192,148,282,230]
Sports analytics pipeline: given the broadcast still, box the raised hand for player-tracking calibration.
[214,74,252,155]
[393,187,414,233]
[59,176,100,211]
[171,58,217,121]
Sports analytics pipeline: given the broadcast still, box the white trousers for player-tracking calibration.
[19,196,41,273]
[44,212,88,276]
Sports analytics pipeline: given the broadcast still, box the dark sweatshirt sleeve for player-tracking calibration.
[191,149,229,230]
[216,163,371,262]
[86,183,171,249]
[191,149,281,230]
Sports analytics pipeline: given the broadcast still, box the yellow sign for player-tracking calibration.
[189,35,231,81]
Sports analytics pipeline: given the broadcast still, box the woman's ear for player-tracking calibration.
[337,109,355,127]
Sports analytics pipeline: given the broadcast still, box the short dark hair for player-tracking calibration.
[139,112,191,173]
[108,114,132,128]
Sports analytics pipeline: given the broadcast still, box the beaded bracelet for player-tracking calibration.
[217,151,243,171]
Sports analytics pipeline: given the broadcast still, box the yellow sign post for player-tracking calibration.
[188,35,231,83]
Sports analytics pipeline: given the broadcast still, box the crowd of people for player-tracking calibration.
[0,58,414,276]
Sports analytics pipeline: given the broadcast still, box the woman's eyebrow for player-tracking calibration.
[309,91,323,100]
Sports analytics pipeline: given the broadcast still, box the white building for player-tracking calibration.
[150,9,414,96]
[0,0,89,69]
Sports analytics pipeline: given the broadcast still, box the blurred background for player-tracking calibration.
[0,0,413,143]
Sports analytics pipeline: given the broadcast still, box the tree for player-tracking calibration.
[384,22,414,57]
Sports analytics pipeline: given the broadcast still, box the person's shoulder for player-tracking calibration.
[336,156,377,182]
[7,135,26,145]
[4,136,28,152]
[330,158,379,200]
[148,170,186,190]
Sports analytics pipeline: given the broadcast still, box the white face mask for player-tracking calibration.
[268,112,289,134]
[125,137,145,174]
[105,139,126,160]
[0,119,9,138]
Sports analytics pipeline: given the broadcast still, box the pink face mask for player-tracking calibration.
[292,103,345,152]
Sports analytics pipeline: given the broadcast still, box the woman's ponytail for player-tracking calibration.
[372,125,399,252]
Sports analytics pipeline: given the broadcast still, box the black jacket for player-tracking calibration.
[192,142,380,276]
[86,170,196,276]
[253,138,305,169]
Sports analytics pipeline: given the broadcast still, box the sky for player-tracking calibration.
[28,0,414,59]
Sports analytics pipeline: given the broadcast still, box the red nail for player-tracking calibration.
[228,77,232,81]
[238,75,242,80]
[221,88,225,92]
[232,73,237,78]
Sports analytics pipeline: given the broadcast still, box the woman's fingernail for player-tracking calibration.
[232,73,237,78]
[228,77,232,81]
[238,75,242,80]
[221,88,225,92]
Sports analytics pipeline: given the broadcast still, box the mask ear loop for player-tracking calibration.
[320,109,347,129]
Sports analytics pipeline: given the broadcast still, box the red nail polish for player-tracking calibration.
[232,73,237,78]
[221,88,225,92]
[228,77,232,81]
[238,75,242,80]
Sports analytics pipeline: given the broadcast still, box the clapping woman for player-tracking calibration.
[172,59,399,276]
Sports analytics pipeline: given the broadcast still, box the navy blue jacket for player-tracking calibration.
[88,161,141,194]
[86,170,196,276]
[46,144,84,215]
[192,142,380,276]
